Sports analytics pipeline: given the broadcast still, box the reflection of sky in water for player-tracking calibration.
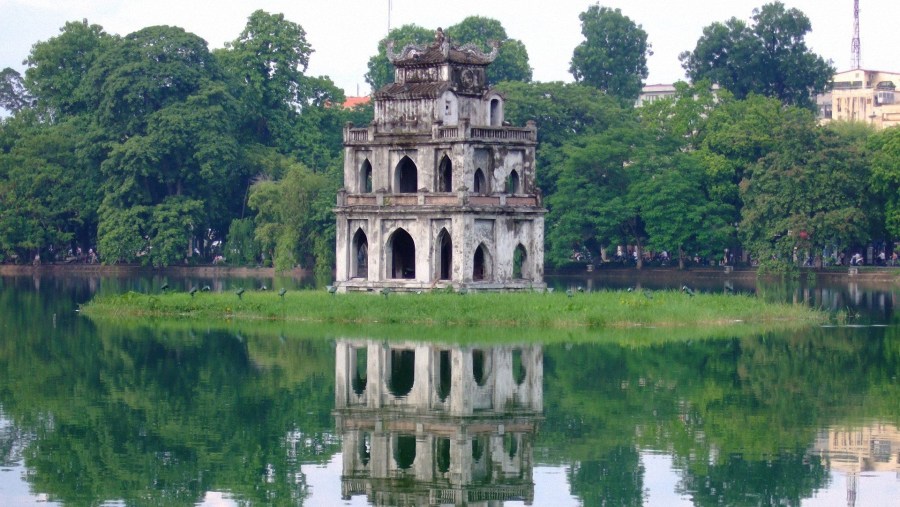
[2,445,898,505]
[297,453,900,506]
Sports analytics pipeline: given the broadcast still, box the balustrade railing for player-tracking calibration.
[345,123,536,143]
[341,192,539,207]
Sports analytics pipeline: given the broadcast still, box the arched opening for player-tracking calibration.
[394,435,417,470]
[472,438,485,463]
[358,431,371,466]
[435,438,451,474]
[490,98,501,126]
[513,244,528,279]
[473,243,491,281]
[352,346,367,396]
[506,170,520,194]
[388,349,415,397]
[512,348,526,386]
[360,159,373,193]
[473,168,486,194]
[503,433,519,459]
[395,156,418,193]
[472,349,487,386]
[437,349,451,401]
[388,228,416,279]
[438,155,452,192]
[437,229,452,281]
[352,229,368,279]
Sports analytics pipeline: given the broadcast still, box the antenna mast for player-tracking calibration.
[388,0,393,34]
[851,0,861,69]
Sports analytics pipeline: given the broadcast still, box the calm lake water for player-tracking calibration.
[0,273,897,506]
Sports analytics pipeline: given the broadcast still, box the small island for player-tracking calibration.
[82,289,831,332]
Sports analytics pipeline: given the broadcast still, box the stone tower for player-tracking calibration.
[335,29,546,292]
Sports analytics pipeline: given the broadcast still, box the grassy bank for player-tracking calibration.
[82,289,832,331]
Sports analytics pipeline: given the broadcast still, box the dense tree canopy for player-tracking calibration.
[869,127,900,239]
[0,11,354,273]
[679,2,833,109]
[0,5,896,273]
[740,125,874,261]
[569,5,650,103]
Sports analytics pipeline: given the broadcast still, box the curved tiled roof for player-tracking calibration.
[387,29,498,67]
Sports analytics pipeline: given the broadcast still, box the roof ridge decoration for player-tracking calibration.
[386,28,500,66]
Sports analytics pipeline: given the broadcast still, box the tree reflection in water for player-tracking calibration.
[0,276,897,505]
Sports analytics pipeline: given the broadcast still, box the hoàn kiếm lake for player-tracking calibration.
[0,272,897,506]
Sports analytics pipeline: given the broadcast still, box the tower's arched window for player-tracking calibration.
[360,159,373,193]
[438,155,453,192]
[437,228,452,281]
[490,98,501,126]
[395,156,418,193]
[473,243,492,281]
[506,170,520,194]
[352,229,368,279]
[513,244,528,279]
[473,169,486,194]
[387,228,416,279]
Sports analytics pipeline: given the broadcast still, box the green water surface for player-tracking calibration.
[0,275,897,506]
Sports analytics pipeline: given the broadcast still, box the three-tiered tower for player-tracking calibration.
[335,29,546,292]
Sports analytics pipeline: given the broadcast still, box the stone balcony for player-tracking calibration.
[344,120,537,146]
[337,189,542,208]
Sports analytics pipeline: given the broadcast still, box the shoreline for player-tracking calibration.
[0,263,310,279]
[4,263,896,284]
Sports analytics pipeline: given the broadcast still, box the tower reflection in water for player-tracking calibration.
[334,340,543,506]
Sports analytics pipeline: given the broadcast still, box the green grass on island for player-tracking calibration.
[82,288,833,332]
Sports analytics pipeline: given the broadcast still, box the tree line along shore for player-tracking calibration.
[1,4,898,281]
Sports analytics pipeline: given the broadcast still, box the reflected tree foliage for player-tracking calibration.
[1,279,898,505]
[540,324,899,505]
[0,280,336,505]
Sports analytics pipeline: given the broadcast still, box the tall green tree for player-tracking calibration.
[680,2,833,109]
[495,81,631,197]
[218,10,315,149]
[546,124,647,267]
[700,94,817,228]
[569,5,650,104]
[739,127,873,263]
[0,114,99,261]
[24,19,113,118]
[632,153,732,268]
[446,16,532,84]
[91,26,241,266]
[365,18,532,92]
[867,126,900,240]
[248,159,337,277]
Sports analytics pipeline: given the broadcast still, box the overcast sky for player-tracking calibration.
[1,0,898,97]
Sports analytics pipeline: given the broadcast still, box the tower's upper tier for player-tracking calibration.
[381,28,499,97]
